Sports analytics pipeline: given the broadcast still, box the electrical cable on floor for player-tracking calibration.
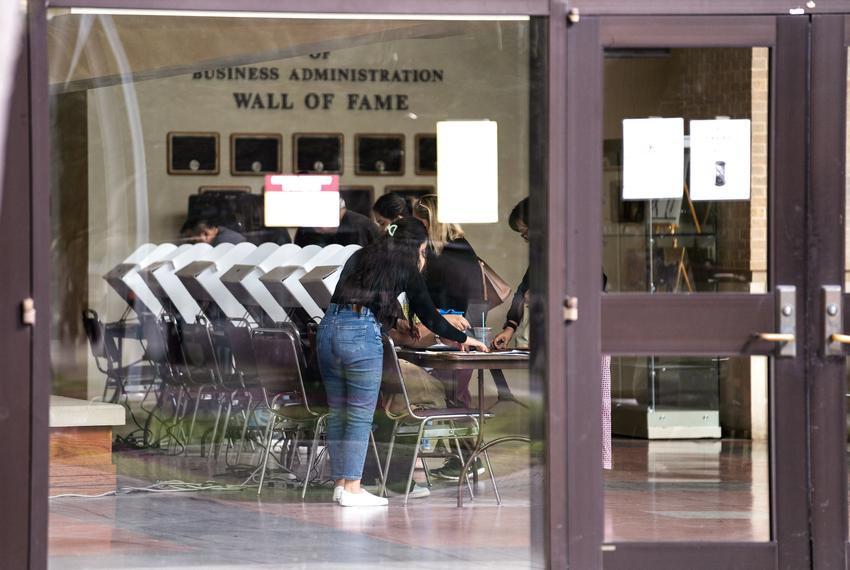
[49,479,257,500]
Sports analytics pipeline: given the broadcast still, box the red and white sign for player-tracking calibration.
[264,174,340,228]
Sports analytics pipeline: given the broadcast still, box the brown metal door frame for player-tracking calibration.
[0,8,42,570]
[564,14,812,569]
[810,14,849,570]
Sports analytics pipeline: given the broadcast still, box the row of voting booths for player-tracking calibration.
[98,241,362,467]
[105,242,361,327]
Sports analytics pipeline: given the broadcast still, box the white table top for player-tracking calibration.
[49,395,125,428]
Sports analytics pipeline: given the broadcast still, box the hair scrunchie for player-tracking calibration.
[386,223,398,237]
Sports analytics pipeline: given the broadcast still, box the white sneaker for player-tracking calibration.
[333,486,344,502]
[338,488,389,507]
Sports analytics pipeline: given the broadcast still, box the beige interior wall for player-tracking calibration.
[84,22,530,325]
[58,21,531,398]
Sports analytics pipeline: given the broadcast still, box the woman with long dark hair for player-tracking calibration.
[372,192,411,231]
[318,216,488,507]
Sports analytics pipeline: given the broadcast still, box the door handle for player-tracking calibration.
[757,332,795,343]
[830,333,850,344]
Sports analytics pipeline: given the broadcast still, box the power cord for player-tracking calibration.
[49,479,255,500]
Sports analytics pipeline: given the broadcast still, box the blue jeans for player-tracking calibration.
[317,304,383,481]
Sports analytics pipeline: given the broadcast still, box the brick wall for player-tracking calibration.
[657,48,767,285]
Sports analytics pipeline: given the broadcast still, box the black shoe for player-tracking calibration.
[386,480,431,499]
[431,456,485,481]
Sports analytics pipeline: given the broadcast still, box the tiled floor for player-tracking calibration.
[50,454,538,569]
[604,439,769,542]
[48,435,770,569]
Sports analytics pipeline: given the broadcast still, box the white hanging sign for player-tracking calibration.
[689,119,751,201]
[437,120,499,224]
[264,174,340,227]
[622,118,684,201]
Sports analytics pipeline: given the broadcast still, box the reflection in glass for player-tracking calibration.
[48,13,539,568]
[603,48,769,295]
[602,46,771,544]
[606,356,769,542]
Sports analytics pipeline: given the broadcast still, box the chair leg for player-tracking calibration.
[379,422,399,498]
[187,385,207,446]
[422,457,433,489]
[369,429,384,486]
[147,385,168,448]
[167,388,186,454]
[207,392,224,461]
[214,391,236,461]
[301,416,326,499]
[257,413,277,496]
[287,427,302,470]
[482,449,501,505]
[234,393,253,467]
[453,432,474,500]
[402,423,426,507]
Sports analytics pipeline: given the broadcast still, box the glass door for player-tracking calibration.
[561,15,811,569]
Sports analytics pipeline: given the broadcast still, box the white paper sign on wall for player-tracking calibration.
[622,118,684,201]
[264,174,340,227]
[437,120,499,224]
[689,119,751,201]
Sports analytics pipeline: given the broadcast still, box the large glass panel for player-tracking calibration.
[47,11,542,568]
[605,355,770,541]
[602,46,771,542]
[603,48,769,295]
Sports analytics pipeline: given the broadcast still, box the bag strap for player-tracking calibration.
[479,259,489,302]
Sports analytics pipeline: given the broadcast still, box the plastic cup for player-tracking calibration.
[473,327,492,346]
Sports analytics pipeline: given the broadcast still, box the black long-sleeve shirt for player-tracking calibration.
[422,237,484,313]
[503,269,607,330]
[330,249,467,344]
[503,269,529,330]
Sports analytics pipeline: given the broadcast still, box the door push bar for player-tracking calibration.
[756,285,796,358]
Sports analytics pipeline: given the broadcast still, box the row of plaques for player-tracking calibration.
[167,132,437,177]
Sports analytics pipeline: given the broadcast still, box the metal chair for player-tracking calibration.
[136,313,184,448]
[250,323,328,496]
[173,316,229,456]
[378,336,498,506]
[81,309,158,403]
[217,318,264,466]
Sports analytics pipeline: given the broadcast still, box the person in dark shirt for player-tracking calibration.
[181,218,246,246]
[294,198,380,247]
[251,227,292,245]
[411,195,488,480]
[493,198,530,350]
[493,197,607,349]
[318,217,487,507]
[412,194,484,313]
